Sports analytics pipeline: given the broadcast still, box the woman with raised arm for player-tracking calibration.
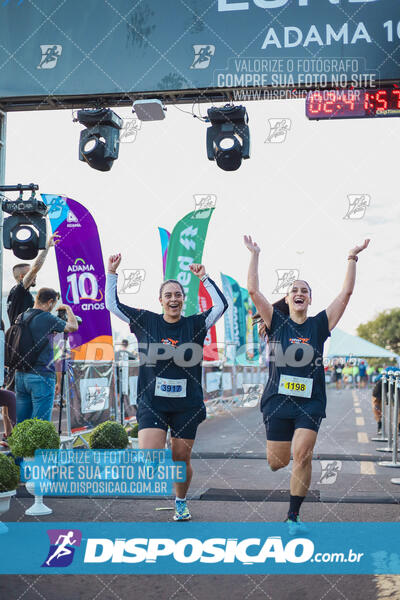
[244,235,369,529]
[105,254,227,522]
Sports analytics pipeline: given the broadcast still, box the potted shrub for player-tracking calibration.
[89,422,129,481]
[0,454,19,533]
[8,419,60,516]
[8,418,60,458]
[89,421,129,450]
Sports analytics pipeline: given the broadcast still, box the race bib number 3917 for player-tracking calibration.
[155,377,187,398]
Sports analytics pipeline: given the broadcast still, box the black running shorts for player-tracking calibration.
[137,402,207,440]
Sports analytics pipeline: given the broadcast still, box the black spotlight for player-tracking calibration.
[77,108,123,172]
[2,185,47,259]
[206,104,250,171]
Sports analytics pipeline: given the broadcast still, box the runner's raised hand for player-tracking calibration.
[46,233,61,249]
[244,235,260,254]
[189,263,206,279]
[108,254,122,273]
[349,239,370,256]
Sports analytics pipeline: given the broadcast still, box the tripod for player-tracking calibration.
[117,352,129,425]
[58,331,69,436]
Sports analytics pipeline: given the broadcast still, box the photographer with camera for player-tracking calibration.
[9,288,78,423]
[5,233,60,394]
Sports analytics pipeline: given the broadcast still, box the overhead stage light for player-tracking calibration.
[77,108,123,172]
[206,104,250,172]
[1,185,47,260]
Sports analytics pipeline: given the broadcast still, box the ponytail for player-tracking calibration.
[272,296,289,316]
[252,312,262,327]
[252,312,268,341]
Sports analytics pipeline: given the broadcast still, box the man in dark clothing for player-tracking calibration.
[115,339,136,362]
[359,360,368,388]
[15,287,78,423]
[7,233,59,326]
[5,233,59,391]
[333,361,343,392]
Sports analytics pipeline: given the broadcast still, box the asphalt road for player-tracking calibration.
[2,385,400,600]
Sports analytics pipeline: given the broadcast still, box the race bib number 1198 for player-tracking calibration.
[278,374,313,398]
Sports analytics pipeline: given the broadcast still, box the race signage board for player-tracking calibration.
[0,0,399,109]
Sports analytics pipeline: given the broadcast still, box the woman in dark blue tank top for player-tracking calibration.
[244,235,370,528]
[106,253,227,521]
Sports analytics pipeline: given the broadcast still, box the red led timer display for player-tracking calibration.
[306,87,400,120]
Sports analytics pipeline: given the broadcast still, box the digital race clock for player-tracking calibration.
[305,86,400,120]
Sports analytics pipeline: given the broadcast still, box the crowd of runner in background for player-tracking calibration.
[325,360,388,391]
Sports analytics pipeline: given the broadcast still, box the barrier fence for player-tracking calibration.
[371,374,388,443]
[67,361,117,434]
[114,360,139,424]
[375,371,400,471]
[63,360,266,436]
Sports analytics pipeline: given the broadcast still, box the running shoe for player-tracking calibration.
[174,500,191,521]
[285,515,309,535]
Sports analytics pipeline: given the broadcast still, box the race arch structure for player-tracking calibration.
[0,0,399,111]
